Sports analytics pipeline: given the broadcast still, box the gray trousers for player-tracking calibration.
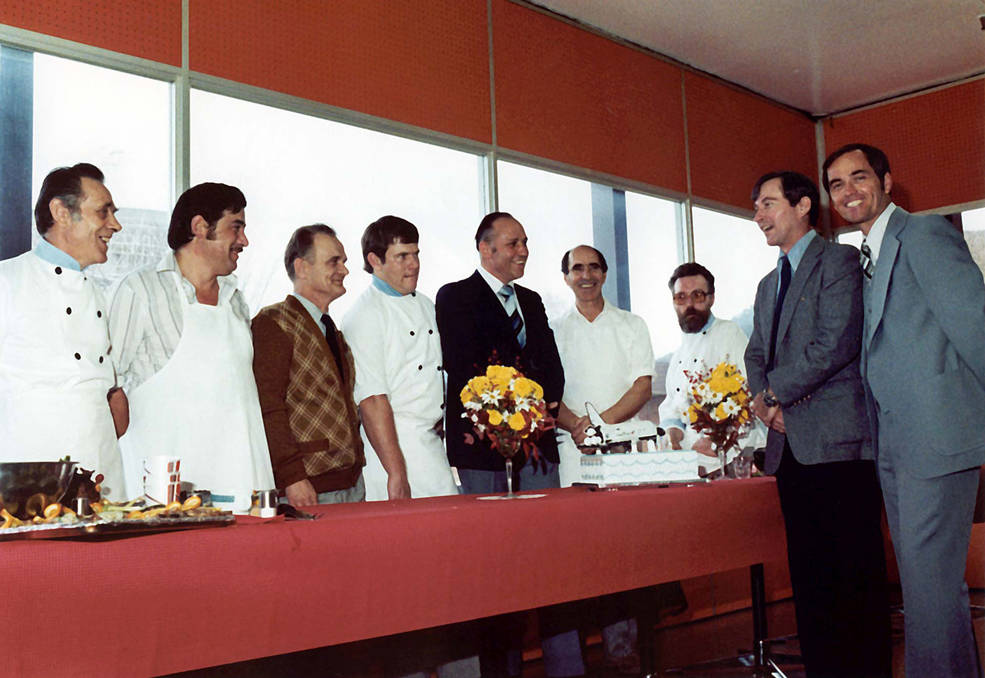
[879,449,981,678]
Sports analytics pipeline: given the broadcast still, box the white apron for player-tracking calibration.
[120,274,273,512]
[9,387,124,499]
[361,417,458,500]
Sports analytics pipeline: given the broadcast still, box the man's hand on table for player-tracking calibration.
[387,472,411,500]
[570,415,592,447]
[667,427,684,450]
[692,436,716,458]
[285,479,318,507]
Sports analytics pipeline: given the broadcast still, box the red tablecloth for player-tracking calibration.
[2,478,785,677]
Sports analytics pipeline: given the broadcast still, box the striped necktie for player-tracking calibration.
[499,285,526,347]
[860,239,874,280]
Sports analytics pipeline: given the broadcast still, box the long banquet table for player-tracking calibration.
[2,477,787,677]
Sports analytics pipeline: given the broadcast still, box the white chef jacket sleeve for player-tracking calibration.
[626,314,655,380]
[341,305,390,405]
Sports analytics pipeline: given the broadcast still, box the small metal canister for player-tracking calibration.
[251,489,278,518]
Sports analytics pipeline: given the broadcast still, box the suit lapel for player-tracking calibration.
[776,236,822,346]
[865,209,904,348]
[761,269,779,337]
[469,271,521,351]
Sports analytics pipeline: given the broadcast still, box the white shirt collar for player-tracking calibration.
[158,250,240,305]
[477,266,515,301]
[565,297,613,324]
[863,202,896,264]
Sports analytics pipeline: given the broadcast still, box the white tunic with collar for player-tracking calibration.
[551,300,655,487]
[342,283,457,501]
[0,250,125,498]
[658,315,765,451]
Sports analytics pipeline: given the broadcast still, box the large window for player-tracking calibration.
[495,161,593,320]
[625,192,682,359]
[191,90,484,318]
[691,206,775,337]
[31,54,173,288]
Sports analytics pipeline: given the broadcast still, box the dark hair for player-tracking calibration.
[560,245,608,274]
[284,224,337,281]
[821,143,891,192]
[361,215,419,273]
[34,163,105,235]
[474,211,516,250]
[167,182,247,251]
[751,171,820,228]
[668,262,715,294]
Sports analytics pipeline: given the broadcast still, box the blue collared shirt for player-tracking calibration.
[778,229,817,293]
[34,237,82,271]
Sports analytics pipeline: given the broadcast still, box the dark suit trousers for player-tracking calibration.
[775,442,892,678]
[458,462,585,678]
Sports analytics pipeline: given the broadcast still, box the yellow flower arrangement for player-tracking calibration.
[460,364,554,462]
[684,360,753,454]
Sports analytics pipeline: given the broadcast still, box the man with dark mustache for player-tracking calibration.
[109,183,274,512]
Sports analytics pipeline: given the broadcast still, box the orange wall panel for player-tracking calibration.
[189,0,491,143]
[492,0,686,192]
[823,79,985,215]
[0,0,180,65]
[686,73,817,210]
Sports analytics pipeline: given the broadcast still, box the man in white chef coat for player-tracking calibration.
[341,215,478,678]
[551,244,656,675]
[109,183,274,511]
[341,215,459,502]
[659,262,764,458]
[0,163,126,497]
[553,245,655,486]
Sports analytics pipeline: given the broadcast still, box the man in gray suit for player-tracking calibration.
[746,170,891,678]
[824,143,985,678]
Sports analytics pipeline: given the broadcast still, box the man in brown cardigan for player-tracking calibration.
[252,224,365,506]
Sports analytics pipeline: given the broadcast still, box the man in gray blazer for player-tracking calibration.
[824,143,985,678]
[745,170,891,678]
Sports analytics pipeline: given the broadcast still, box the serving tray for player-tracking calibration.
[0,512,235,541]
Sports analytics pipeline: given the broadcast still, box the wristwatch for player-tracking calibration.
[762,390,779,408]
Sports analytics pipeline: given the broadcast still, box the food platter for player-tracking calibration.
[573,479,710,490]
[0,512,235,541]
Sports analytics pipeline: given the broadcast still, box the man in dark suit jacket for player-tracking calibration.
[436,212,583,678]
[824,144,985,678]
[745,171,891,678]
[436,211,565,487]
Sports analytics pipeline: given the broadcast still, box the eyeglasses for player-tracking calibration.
[672,290,710,305]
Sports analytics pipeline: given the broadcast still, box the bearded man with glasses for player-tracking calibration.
[658,262,764,458]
